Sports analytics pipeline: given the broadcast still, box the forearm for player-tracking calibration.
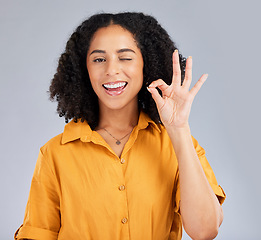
[167,124,223,240]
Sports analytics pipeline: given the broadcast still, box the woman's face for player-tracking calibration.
[86,24,144,112]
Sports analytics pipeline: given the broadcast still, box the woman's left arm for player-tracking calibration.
[147,50,223,240]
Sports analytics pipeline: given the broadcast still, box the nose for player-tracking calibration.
[105,59,120,76]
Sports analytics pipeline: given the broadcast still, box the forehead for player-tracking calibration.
[89,25,138,50]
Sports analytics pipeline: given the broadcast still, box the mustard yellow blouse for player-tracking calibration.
[15,111,225,240]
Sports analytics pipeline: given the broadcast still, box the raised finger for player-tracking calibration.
[172,49,181,87]
[189,74,208,98]
[182,56,192,90]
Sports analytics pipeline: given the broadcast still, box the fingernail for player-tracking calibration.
[203,74,209,80]
[188,56,192,59]
[174,49,178,53]
[147,87,151,92]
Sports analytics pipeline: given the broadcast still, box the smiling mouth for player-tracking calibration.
[102,82,128,91]
[102,81,128,96]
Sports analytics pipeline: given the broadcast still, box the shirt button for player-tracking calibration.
[121,217,128,224]
[118,185,125,191]
[120,158,125,164]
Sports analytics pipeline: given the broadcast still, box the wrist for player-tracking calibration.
[165,123,191,136]
[165,124,194,151]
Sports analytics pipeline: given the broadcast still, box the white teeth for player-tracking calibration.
[103,82,126,89]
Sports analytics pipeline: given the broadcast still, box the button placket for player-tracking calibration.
[117,156,129,234]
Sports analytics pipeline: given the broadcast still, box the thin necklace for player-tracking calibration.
[103,128,133,145]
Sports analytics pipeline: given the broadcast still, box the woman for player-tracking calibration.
[15,12,225,240]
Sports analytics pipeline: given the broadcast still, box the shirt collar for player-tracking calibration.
[61,111,161,145]
[136,111,161,133]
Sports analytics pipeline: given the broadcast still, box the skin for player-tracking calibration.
[86,25,143,112]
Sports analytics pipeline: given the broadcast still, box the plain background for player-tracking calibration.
[1,0,260,239]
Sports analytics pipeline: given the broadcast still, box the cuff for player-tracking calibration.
[14,225,58,240]
[210,184,226,205]
[174,184,226,213]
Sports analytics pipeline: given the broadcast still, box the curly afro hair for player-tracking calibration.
[49,12,186,129]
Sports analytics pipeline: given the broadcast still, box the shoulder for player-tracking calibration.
[40,119,91,154]
[40,133,64,155]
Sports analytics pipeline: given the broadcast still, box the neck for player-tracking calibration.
[97,105,139,131]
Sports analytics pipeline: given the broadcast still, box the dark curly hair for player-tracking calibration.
[49,12,186,129]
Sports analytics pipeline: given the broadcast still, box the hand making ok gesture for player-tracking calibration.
[147,50,208,129]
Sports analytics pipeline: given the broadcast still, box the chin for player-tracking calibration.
[99,97,138,112]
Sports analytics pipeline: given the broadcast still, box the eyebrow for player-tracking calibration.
[117,48,136,54]
[89,48,136,55]
[89,49,105,55]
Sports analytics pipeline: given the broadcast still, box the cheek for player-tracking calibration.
[128,61,143,76]
[132,63,144,86]
[87,66,99,85]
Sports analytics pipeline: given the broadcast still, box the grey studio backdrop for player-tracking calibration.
[1,0,260,239]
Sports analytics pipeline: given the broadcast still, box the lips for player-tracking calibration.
[102,81,128,96]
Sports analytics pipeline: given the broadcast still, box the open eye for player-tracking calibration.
[93,58,106,63]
